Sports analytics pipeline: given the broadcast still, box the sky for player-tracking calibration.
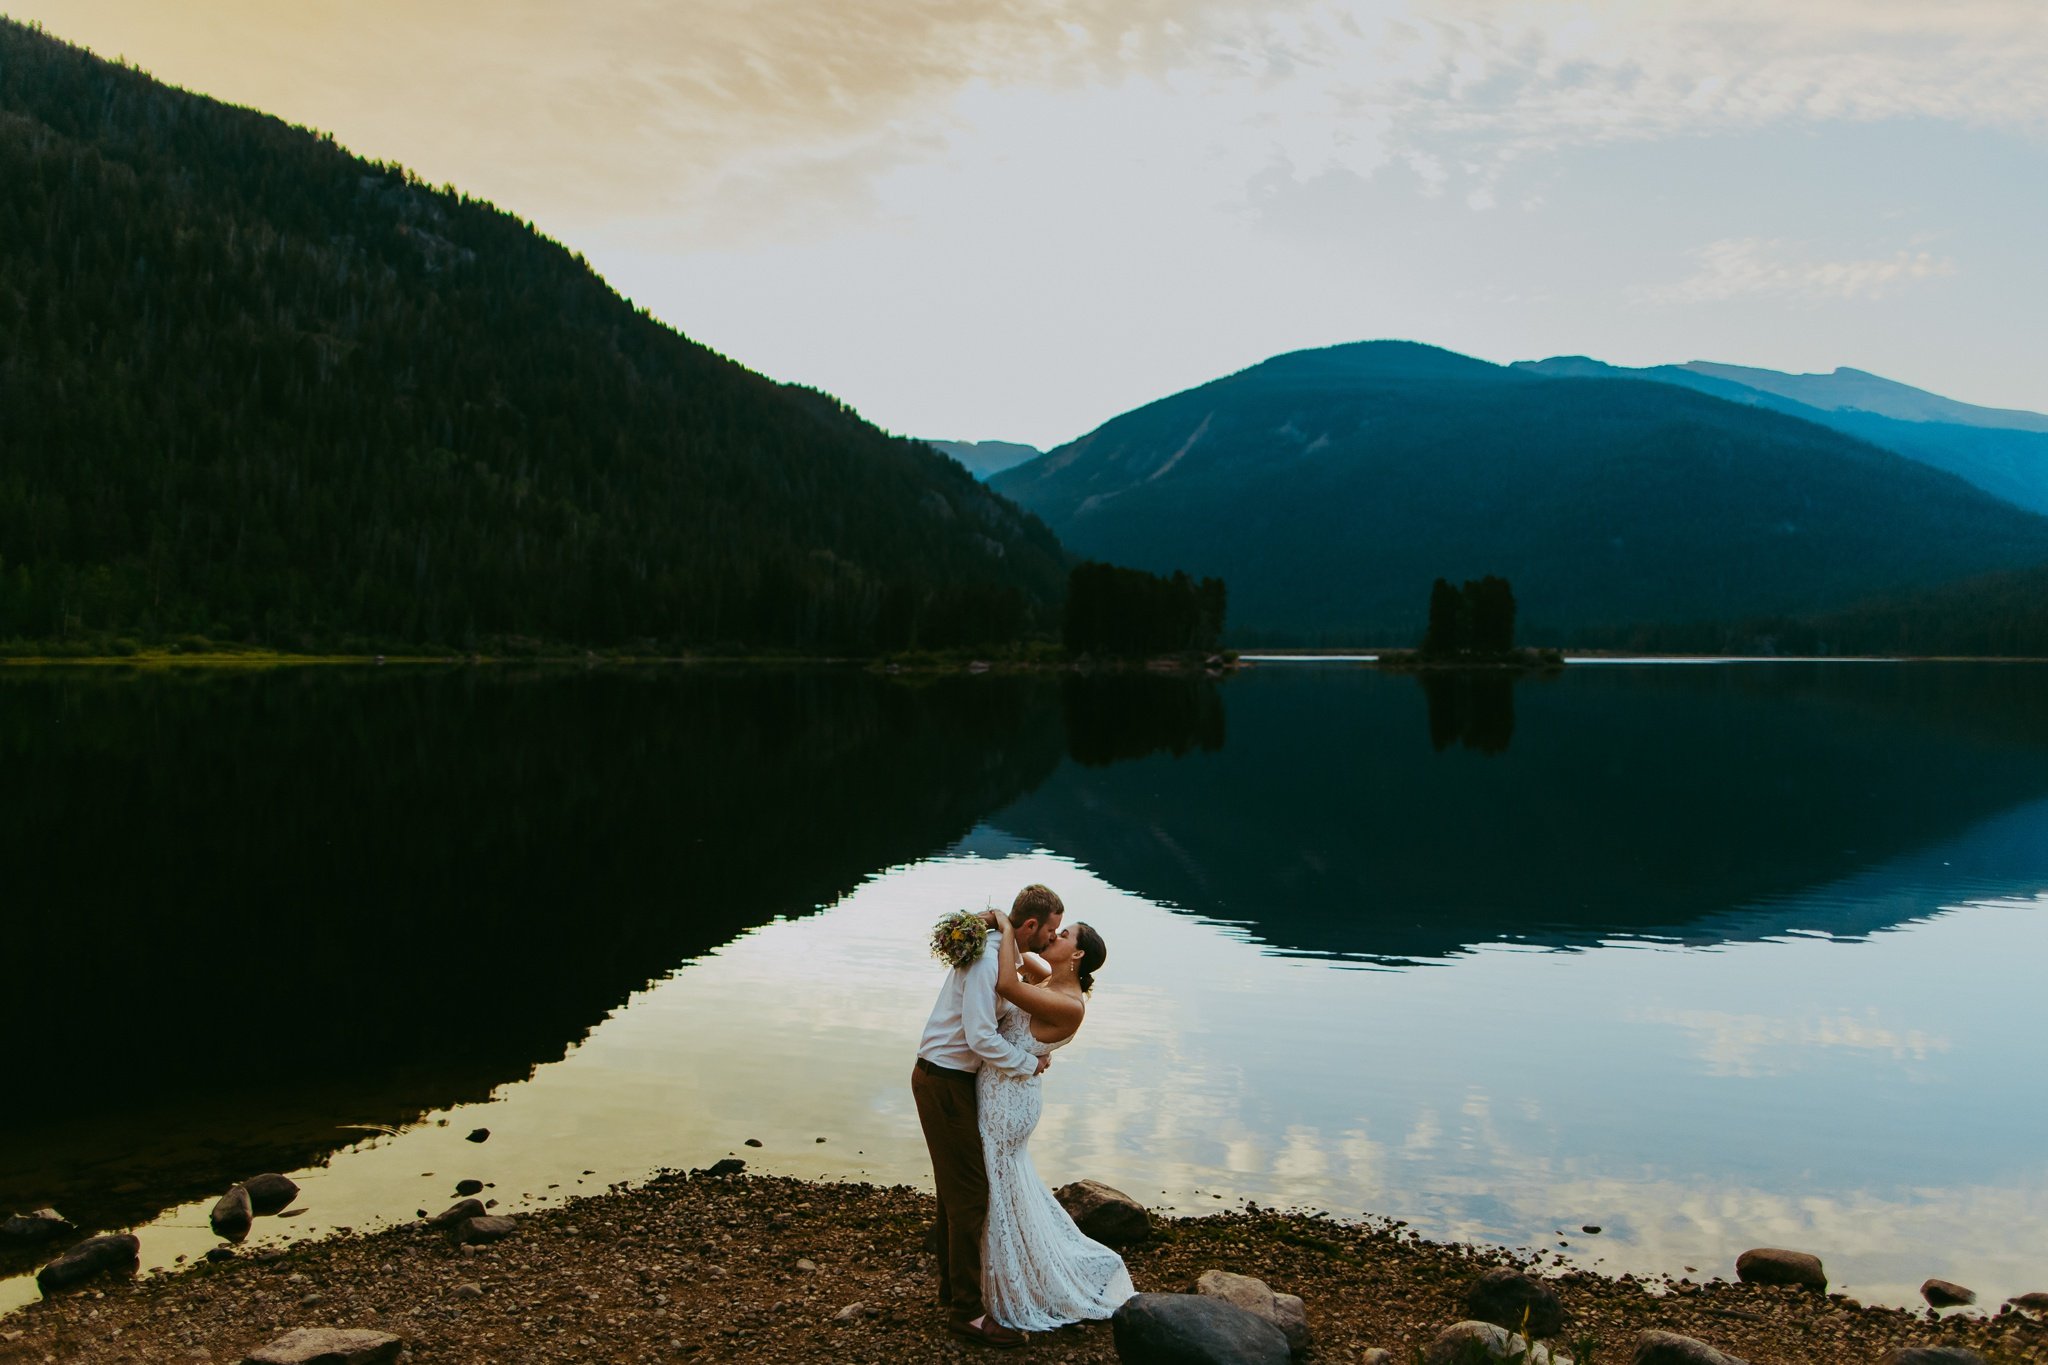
[13,0,2047,449]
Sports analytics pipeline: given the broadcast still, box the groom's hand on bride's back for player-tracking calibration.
[979,909,1001,929]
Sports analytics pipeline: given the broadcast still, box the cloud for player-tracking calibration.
[1630,1000,1952,1076]
[26,0,2048,237]
[1641,237,1959,304]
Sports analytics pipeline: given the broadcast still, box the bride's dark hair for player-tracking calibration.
[1074,923,1107,994]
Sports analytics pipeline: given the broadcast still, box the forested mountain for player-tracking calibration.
[991,341,2048,645]
[1593,562,2048,658]
[1515,356,2048,517]
[927,439,1043,482]
[0,19,1066,653]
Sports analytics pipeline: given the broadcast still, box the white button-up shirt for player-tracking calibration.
[917,929,1041,1081]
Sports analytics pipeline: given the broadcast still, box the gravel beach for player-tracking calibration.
[3,1170,2043,1364]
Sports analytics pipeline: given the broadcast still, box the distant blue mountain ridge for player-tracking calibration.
[990,340,2048,645]
[926,439,1044,481]
[1512,356,2048,517]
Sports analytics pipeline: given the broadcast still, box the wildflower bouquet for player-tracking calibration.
[930,909,989,968]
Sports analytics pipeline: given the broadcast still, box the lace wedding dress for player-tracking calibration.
[977,999,1137,1330]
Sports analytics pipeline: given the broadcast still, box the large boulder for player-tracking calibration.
[1111,1291,1291,1365]
[427,1198,487,1230]
[2007,1292,2048,1314]
[0,1209,71,1243]
[210,1184,254,1241]
[1424,1321,1567,1364]
[1632,1330,1749,1365]
[1463,1266,1567,1337]
[1733,1247,1826,1292]
[1194,1269,1309,1354]
[35,1234,140,1293]
[454,1215,517,1245]
[242,1327,404,1364]
[1920,1279,1975,1308]
[1055,1179,1151,1246]
[242,1173,300,1216]
[1881,1350,1987,1365]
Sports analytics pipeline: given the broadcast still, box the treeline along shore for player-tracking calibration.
[4,1167,2042,1364]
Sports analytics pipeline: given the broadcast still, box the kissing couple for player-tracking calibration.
[911,883,1136,1347]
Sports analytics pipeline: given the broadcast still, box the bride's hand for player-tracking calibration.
[979,908,1003,930]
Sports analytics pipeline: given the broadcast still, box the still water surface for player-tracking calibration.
[3,663,2044,1314]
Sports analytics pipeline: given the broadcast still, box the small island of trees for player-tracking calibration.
[1380,575,1562,670]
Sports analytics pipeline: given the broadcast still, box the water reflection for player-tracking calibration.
[1062,674,1226,766]
[0,668,1065,1241]
[1419,671,1517,754]
[993,664,2048,959]
[4,663,2047,1316]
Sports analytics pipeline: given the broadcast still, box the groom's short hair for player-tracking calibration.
[1011,883,1064,928]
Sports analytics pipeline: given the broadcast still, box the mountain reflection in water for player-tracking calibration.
[1,668,1063,1238]
[996,663,2048,958]
[5,662,2048,1304]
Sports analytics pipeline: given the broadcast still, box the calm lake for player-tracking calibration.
[4,661,2046,1315]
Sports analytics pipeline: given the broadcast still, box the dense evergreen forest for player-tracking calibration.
[0,20,1068,653]
[1062,560,1226,656]
[1585,563,2048,658]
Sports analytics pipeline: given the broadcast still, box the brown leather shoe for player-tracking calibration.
[948,1317,1027,1348]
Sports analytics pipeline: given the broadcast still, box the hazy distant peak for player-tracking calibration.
[1678,360,2048,433]
[927,438,1043,481]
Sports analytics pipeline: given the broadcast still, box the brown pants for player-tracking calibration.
[911,1058,986,1326]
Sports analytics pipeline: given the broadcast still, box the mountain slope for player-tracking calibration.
[0,19,1066,652]
[1515,356,2048,517]
[992,341,2048,644]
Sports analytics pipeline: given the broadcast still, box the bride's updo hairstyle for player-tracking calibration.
[1074,923,1108,994]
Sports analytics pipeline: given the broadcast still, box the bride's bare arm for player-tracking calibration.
[987,909,1085,1029]
[996,976,1084,1031]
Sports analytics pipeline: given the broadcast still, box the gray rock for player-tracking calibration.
[1632,1329,1749,1365]
[1193,1269,1309,1354]
[0,1209,71,1243]
[1111,1291,1291,1365]
[1881,1350,1988,1365]
[35,1234,141,1293]
[241,1327,403,1364]
[210,1184,254,1241]
[1054,1178,1151,1246]
[702,1159,746,1178]
[1463,1266,1567,1338]
[2007,1291,2048,1314]
[242,1174,299,1216]
[454,1215,517,1245]
[427,1198,486,1230]
[1733,1247,1826,1292]
[832,1302,865,1322]
[453,1179,484,1197]
[1922,1279,1975,1308]
[1425,1321,1568,1364]
[450,1282,483,1301]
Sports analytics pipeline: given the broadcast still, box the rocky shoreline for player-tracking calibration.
[3,1169,2044,1364]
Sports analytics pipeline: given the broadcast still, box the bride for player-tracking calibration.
[978,907,1136,1331]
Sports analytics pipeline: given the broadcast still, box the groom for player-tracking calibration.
[912,883,1064,1348]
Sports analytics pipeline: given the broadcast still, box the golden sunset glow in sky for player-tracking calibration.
[12,1,2046,446]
